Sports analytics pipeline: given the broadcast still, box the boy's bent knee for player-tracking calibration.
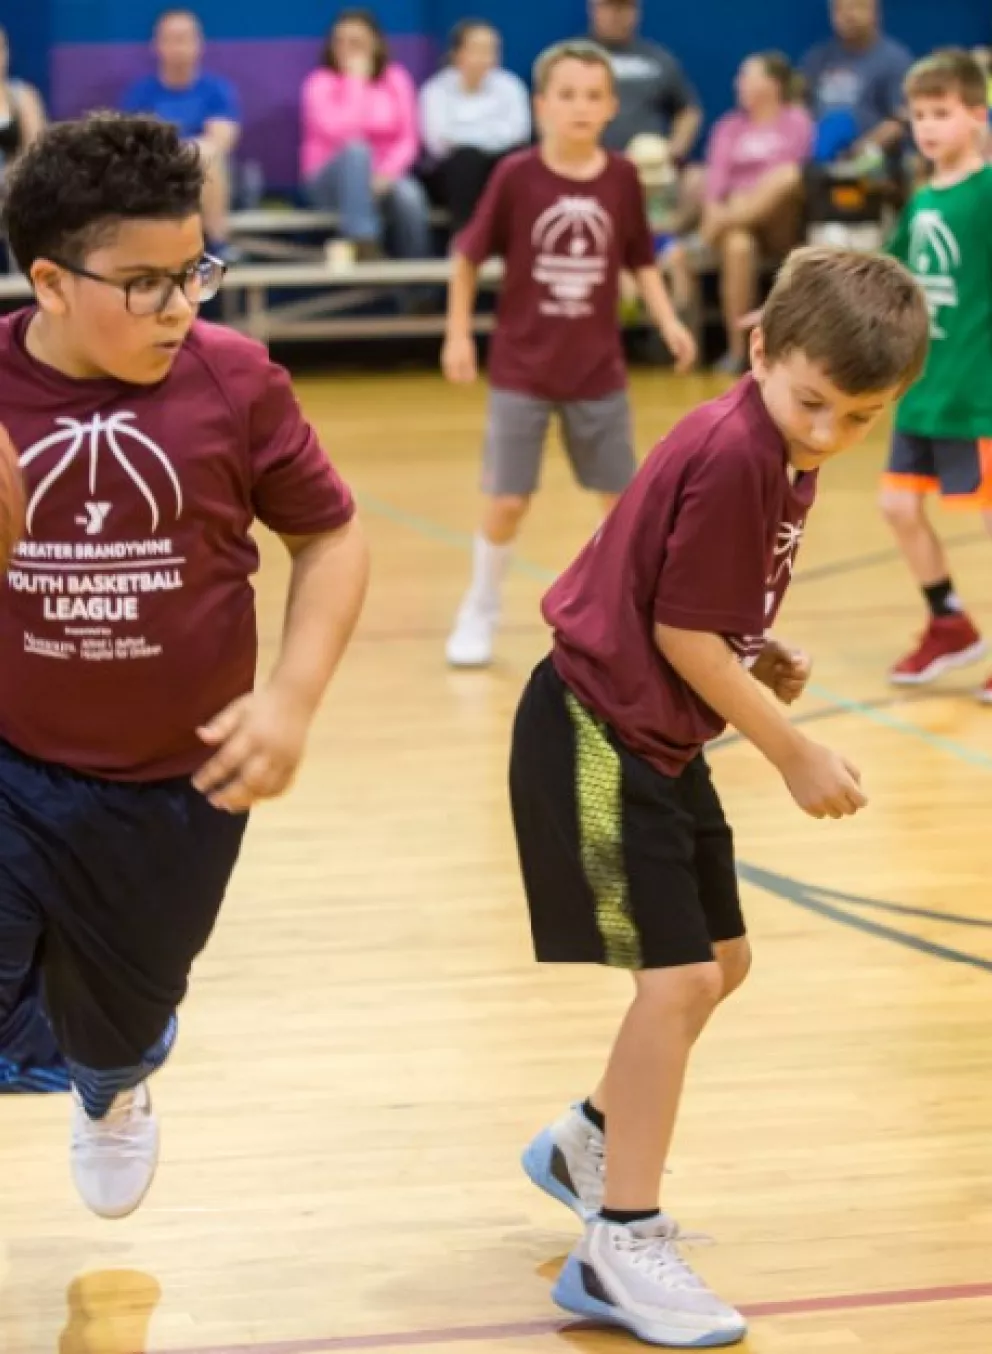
[714,936,751,999]
[879,486,925,527]
[635,961,724,1024]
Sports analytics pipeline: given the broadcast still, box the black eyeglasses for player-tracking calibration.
[50,254,227,316]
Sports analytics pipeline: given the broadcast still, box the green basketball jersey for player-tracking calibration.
[886,165,992,438]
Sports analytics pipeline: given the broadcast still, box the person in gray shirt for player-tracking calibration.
[588,0,702,161]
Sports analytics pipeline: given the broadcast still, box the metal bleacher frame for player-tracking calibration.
[0,205,724,347]
[0,207,507,345]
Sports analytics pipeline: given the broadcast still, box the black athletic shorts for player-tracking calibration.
[509,657,745,969]
[0,738,247,1072]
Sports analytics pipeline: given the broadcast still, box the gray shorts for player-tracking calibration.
[482,388,636,498]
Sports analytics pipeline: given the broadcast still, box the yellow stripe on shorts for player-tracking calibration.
[565,691,642,969]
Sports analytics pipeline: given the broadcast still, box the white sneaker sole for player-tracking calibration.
[889,638,987,686]
[553,1254,747,1348]
[445,646,494,669]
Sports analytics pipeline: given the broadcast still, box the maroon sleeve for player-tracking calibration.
[621,159,657,271]
[247,355,355,536]
[454,155,513,263]
[653,444,769,636]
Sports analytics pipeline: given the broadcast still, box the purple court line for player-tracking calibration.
[152,1280,992,1354]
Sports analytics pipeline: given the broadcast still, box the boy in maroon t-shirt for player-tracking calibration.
[0,115,369,1218]
[442,39,696,669]
[510,248,929,1347]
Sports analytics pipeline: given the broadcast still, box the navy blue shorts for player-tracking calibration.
[884,431,992,507]
[0,740,247,1072]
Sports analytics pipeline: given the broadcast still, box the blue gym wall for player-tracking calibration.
[6,1,989,187]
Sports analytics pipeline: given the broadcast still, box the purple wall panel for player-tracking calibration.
[49,35,438,188]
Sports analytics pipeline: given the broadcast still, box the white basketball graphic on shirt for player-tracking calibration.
[18,413,182,536]
[909,210,960,275]
[532,196,613,308]
[907,210,960,338]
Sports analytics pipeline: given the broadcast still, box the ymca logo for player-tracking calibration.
[908,210,960,339]
[532,195,613,314]
[75,502,112,536]
[17,413,183,536]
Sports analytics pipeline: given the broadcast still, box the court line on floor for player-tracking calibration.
[737,863,992,973]
[157,1279,992,1354]
[357,493,992,771]
[357,495,983,592]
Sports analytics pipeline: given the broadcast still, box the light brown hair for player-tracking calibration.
[761,246,929,394]
[904,48,988,109]
[533,39,615,95]
[752,51,804,104]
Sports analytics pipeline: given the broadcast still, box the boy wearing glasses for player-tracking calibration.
[0,113,368,1217]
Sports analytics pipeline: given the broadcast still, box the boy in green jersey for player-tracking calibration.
[879,50,992,694]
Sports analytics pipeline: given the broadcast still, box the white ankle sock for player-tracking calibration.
[466,533,513,612]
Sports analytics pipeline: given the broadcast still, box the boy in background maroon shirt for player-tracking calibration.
[442,39,696,669]
[0,114,368,1219]
[512,247,929,1347]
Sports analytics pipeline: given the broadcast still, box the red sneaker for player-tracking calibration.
[977,674,992,705]
[889,614,986,685]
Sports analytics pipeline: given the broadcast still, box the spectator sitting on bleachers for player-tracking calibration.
[120,9,241,254]
[693,52,812,374]
[801,0,911,175]
[588,0,703,230]
[418,20,531,234]
[0,25,46,195]
[301,8,431,266]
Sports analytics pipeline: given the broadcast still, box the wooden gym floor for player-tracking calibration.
[2,368,991,1354]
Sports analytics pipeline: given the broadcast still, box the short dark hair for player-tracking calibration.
[905,48,988,109]
[1,112,205,275]
[761,246,929,394]
[322,8,389,82]
[449,18,497,59]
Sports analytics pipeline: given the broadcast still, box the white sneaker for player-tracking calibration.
[70,1082,160,1219]
[445,601,497,668]
[553,1215,746,1347]
[521,1103,604,1220]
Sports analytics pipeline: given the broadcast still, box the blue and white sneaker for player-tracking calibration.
[553,1214,746,1348]
[521,1103,604,1221]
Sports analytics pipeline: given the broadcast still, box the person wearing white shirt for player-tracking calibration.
[418,20,532,231]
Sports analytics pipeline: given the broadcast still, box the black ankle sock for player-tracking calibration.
[580,1098,606,1133]
[600,1207,660,1225]
[923,578,961,618]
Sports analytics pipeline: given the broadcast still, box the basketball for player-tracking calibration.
[0,424,27,575]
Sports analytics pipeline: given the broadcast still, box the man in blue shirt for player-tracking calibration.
[801,0,911,167]
[121,9,242,248]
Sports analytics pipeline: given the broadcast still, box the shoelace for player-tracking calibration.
[586,1132,605,1176]
[613,1227,710,1291]
[73,1090,147,1152]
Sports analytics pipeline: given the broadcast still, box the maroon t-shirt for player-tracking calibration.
[456,148,656,402]
[544,376,817,775]
[0,311,355,781]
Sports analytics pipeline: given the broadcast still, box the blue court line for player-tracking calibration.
[357,491,992,773]
[787,530,984,588]
[737,864,992,974]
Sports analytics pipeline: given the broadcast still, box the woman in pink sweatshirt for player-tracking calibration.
[700,52,813,372]
[300,8,430,259]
